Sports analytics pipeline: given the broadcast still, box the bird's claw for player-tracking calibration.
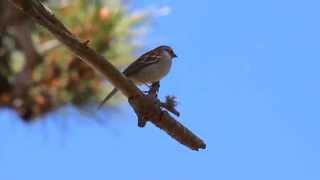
[138,119,147,127]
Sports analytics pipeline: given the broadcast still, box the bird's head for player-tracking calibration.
[156,45,178,59]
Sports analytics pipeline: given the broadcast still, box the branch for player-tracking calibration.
[9,0,206,151]
[10,18,42,97]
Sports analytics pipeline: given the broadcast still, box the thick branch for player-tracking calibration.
[11,19,42,97]
[9,0,206,151]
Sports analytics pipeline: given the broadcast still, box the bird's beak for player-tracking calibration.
[173,53,178,58]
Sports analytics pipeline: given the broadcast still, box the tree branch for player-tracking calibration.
[9,0,206,151]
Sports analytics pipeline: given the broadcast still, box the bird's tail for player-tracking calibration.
[98,88,118,109]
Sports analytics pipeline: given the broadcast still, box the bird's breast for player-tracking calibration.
[129,58,172,84]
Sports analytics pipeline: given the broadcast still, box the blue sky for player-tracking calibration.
[1,0,320,179]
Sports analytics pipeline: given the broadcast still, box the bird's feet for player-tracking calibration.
[148,81,160,97]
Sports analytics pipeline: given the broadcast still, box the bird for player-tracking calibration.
[98,45,177,108]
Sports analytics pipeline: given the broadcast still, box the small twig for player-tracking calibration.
[160,96,180,117]
[148,83,180,117]
[82,40,90,46]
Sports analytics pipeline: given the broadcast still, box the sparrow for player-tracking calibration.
[98,45,177,108]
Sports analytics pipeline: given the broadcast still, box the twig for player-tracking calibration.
[160,97,180,117]
[148,82,180,117]
[9,0,206,151]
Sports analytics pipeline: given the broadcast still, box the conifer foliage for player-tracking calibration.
[0,0,148,121]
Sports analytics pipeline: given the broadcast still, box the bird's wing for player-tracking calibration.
[98,50,160,108]
[123,50,161,76]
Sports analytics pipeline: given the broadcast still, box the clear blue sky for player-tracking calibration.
[1,0,320,179]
